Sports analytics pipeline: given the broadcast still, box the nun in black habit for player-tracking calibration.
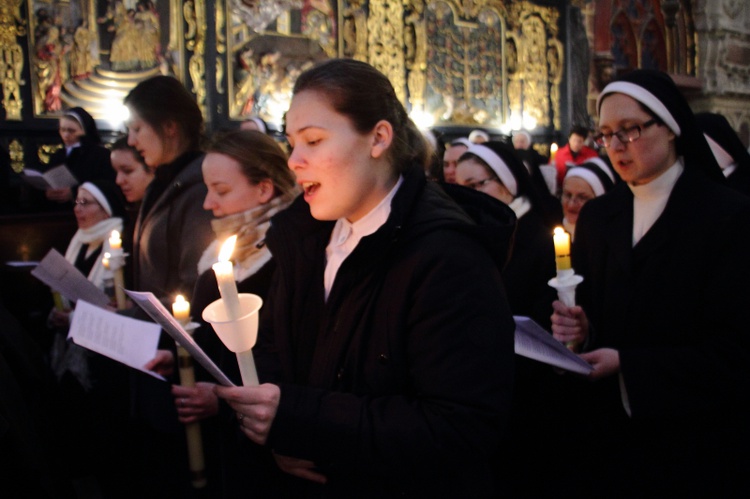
[456,141,563,498]
[550,69,750,497]
[456,140,557,328]
[560,155,618,241]
[44,107,115,207]
[696,111,750,197]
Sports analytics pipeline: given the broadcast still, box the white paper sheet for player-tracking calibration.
[68,300,165,380]
[31,249,110,308]
[125,289,236,387]
[22,164,79,190]
[514,316,594,375]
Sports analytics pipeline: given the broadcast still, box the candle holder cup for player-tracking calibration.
[202,293,263,386]
[548,271,584,349]
[107,250,128,271]
[548,271,583,308]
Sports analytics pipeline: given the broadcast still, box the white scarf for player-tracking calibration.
[197,194,295,282]
[64,217,123,290]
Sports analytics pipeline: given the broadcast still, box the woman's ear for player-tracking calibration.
[162,120,179,138]
[370,120,394,159]
[258,178,275,204]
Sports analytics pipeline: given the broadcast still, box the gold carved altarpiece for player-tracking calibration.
[0,0,562,132]
[225,0,562,130]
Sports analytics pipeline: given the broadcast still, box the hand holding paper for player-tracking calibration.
[514,316,593,375]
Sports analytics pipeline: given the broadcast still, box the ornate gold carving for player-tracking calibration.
[505,1,562,129]
[9,139,23,173]
[368,0,406,102]
[547,38,563,130]
[0,0,25,120]
[342,0,367,61]
[426,0,507,125]
[38,143,63,166]
[185,0,207,117]
[405,0,427,111]
[217,0,226,95]
[302,0,336,57]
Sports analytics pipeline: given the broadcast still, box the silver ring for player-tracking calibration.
[181,398,187,407]
[237,412,245,422]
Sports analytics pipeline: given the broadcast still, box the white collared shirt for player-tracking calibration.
[324,176,403,300]
[630,159,684,246]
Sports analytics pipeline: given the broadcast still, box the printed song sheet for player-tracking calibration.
[514,316,594,375]
[31,249,110,308]
[69,300,165,380]
[125,289,236,386]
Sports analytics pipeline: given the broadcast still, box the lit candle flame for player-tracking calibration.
[218,235,237,263]
[109,230,122,250]
[175,294,187,305]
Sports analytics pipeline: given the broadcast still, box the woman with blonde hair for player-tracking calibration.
[147,129,299,496]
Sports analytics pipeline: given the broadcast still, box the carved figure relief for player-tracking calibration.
[26,0,183,118]
[405,0,427,110]
[368,0,406,102]
[342,0,367,61]
[226,0,334,122]
[1,0,26,120]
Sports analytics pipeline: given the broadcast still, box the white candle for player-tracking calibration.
[172,295,191,325]
[171,294,207,488]
[550,143,558,163]
[102,252,110,270]
[109,230,122,251]
[553,226,571,272]
[212,235,241,320]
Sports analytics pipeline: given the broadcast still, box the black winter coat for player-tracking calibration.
[565,166,750,496]
[256,166,516,498]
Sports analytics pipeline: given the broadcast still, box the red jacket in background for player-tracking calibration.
[554,144,598,185]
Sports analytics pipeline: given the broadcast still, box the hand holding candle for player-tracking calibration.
[171,294,207,489]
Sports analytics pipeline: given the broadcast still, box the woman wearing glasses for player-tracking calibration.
[456,141,557,327]
[560,156,617,241]
[48,180,129,496]
[550,70,750,496]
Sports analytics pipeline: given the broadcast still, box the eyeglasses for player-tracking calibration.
[561,192,594,205]
[74,198,99,208]
[593,119,659,148]
[465,177,497,190]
